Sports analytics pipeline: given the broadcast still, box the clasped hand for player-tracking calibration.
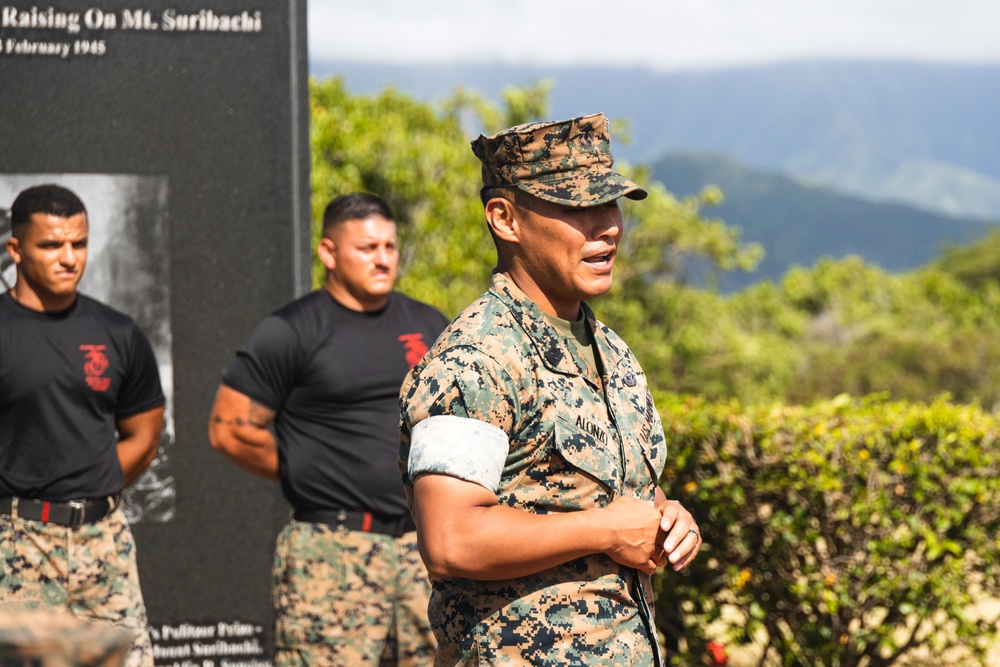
[603,495,701,575]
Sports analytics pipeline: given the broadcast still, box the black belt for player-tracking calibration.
[0,495,119,527]
[294,508,415,537]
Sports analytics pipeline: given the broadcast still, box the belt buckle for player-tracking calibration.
[68,500,86,526]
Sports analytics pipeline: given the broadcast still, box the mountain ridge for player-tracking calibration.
[651,151,993,291]
[312,59,1000,221]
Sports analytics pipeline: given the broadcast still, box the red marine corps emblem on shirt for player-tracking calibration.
[397,333,429,368]
[80,344,112,392]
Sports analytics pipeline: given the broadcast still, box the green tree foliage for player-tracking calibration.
[310,76,490,315]
[935,227,1000,288]
[311,77,762,324]
[774,259,1000,405]
[656,393,1000,666]
[590,182,774,402]
[310,74,1000,409]
[606,248,1000,407]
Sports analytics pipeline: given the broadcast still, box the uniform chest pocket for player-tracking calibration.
[553,412,621,495]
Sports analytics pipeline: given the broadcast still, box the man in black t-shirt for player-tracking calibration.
[0,184,166,667]
[209,193,447,667]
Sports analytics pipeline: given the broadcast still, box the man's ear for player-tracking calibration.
[6,236,21,266]
[484,197,520,244]
[316,237,336,271]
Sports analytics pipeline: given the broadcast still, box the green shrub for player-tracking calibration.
[654,393,1000,666]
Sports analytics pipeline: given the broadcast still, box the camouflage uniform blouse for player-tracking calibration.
[399,273,668,667]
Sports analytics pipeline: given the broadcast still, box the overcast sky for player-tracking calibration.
[308,0,1000,71]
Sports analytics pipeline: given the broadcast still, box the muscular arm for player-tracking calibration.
[207,385,279,481]
[413,473,670,581]
[116,405,166,486]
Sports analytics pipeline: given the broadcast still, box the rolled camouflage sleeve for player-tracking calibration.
[401,346,518,492]
[409,415,509,492]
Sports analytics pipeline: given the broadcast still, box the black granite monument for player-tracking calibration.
[0,2,310,663]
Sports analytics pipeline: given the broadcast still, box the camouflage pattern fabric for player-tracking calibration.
[0,507,153,667]
[399,272,668,667]
[272,521,436,667]
[0,605,136,667]
[471,112,648,208]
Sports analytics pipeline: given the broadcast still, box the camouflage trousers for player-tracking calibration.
[0,506,153,667]
[272,520,437,667]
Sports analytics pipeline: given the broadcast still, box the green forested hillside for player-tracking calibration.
[310,76,1000,408]
[651,152,994,291]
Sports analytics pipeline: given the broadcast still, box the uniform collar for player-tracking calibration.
[488,272,620,379]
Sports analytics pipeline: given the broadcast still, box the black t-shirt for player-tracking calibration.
[222,290,449,517]
[0,292,165,501]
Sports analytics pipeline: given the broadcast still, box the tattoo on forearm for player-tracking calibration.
[211,401,273,429]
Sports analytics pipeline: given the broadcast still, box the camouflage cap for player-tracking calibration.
[471,112,647,208]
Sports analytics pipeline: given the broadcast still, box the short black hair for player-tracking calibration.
[10,184,87,234]
[480,186,522,208]
[322,193,394,237]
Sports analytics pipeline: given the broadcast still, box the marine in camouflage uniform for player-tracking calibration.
[209,193,446,666]
[0,184,165,667]
[399,114,702,666]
